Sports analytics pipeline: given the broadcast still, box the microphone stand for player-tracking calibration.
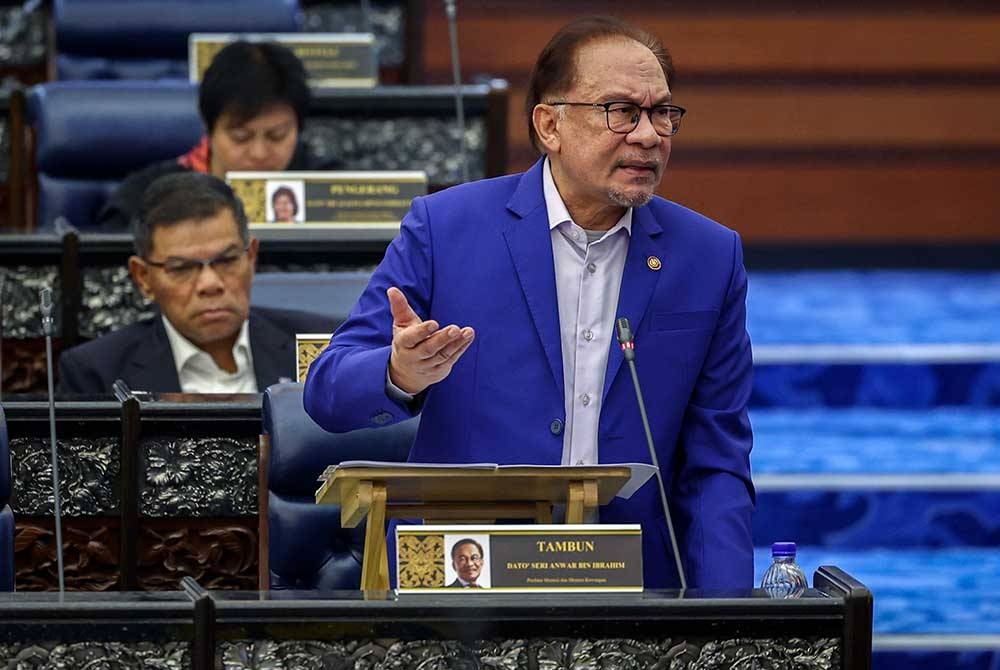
[41,287,66,594]
[443,0,469,183]
[0,272,5,401]
[616,317,687,591]
[358,0,372,34]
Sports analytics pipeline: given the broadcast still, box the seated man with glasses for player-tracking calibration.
[304,16,753,591]
[59,172,339,394]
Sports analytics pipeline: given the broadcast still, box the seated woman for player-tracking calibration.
[98,41,326,230]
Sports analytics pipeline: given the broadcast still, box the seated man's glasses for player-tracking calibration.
[143,243,250,283]
[548,101,686,137]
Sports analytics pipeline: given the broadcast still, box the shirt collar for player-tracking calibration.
[542,157,632,236]
[161,314,252,377]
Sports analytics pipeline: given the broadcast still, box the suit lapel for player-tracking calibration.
[249,308,294,391]
[502,161,564,395]
[602,206,664,401]
[124,316,182,392]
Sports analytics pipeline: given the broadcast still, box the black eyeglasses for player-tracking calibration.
[548,101,686,137]
[143,243,250,283]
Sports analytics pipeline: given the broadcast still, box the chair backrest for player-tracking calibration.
[54,0,302,80]
[0,404,14,591]
[261,382,416,590]
[251,271,372,325]
[27,81,203,230]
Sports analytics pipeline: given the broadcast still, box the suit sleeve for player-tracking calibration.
[673,230,755,589]
[303,196,434,432]
[57,347,103,394]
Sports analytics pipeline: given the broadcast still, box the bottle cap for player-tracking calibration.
[771,541,797,557]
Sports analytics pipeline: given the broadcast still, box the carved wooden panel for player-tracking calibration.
[137,519,258,591]
[0,339,52,395]
[14,518,121,591]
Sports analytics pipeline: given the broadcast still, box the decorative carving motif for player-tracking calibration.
[397,534,445,588]
[14,522,121,591]
[1,339,50,394]
[303,3,406,68]
[10,436,120,516]
[140,437,257,517]
[296,337,332,382]
[216,638,839,670]
[79,266,152,339]
[0,266,61,337]
[0,641,190,668]
[229,180,267,224]
[138,523,257,591]
[302,117,487,186]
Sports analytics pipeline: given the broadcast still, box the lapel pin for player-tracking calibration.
[647,256,662,271]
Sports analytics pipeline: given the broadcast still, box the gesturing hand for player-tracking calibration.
[387,287,475,395]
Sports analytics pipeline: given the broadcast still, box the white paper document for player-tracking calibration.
[318,461,657,500]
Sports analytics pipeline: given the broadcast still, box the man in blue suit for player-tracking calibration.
[304,16,754,590]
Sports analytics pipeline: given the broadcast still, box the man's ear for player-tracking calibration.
[128,256,154,302]
[532,103,562,155]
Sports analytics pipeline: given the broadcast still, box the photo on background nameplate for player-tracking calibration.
[266,180,306,224]
[444,534,491,589]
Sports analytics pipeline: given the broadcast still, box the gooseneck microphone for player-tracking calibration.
[616,317,688,591]
[443,0,469,183]
[41,287,66,593]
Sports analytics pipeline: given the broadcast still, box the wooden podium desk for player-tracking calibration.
[315,464,633,591]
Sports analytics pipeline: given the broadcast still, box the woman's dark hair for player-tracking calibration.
[271,186,299,217]
[524,16,674,153]
[199,41,310,133]
[132,172,248,258]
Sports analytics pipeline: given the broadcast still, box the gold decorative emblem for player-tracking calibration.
[227,178,267,224]
[398,534,446,588]
[296,336,333,382]
[646,256,662,271]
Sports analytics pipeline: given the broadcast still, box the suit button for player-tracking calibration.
[370,411,393,426]
[549,419,564,435]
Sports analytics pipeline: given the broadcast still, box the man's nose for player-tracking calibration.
[194,263,226,293]
[627,110,661,148]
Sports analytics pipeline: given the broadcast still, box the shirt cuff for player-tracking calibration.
[385,365,416,403]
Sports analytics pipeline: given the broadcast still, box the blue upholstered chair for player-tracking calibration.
[252,271,372,326]
[261,382,416,590]
[53,0,302,80]
[27,81,202,230]
[1,405,14,591]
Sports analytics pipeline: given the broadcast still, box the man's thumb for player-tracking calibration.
[387,287,418,325]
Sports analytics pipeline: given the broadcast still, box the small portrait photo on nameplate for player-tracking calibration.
[266,180,306,224]
[397,524,643,593]
[295,333,333,382]
[227,171,427,229]
[190,33,378,87]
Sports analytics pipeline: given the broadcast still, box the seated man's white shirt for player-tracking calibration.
[162,316,258,393]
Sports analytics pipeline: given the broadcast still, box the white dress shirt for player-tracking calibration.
[543,159,632,466]
[161,316,258,394]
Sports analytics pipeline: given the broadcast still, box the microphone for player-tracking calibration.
[443,0,469,183]
[615,317,688,591]
[40,287,66,594]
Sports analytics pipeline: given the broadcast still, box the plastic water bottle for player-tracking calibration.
[760,541,808,599]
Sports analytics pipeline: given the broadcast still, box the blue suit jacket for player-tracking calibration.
[304,159,755,590]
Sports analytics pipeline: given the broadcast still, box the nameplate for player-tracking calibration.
[296,333,334,382]
[226,171,427,228]
[396,524,643,593]
[189,33,378,87]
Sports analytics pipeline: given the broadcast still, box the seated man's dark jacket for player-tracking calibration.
[96,142,334,231]
[57,306,339,394]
